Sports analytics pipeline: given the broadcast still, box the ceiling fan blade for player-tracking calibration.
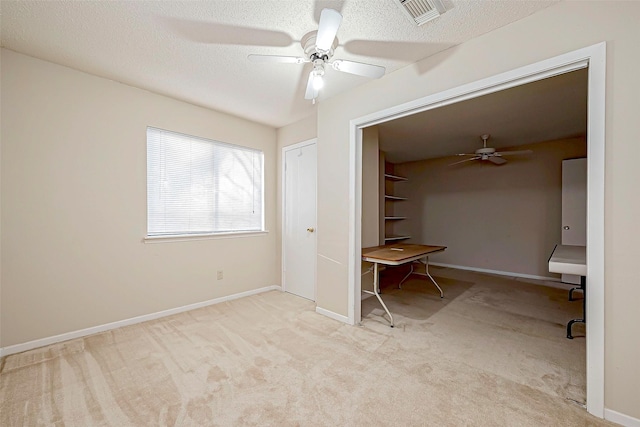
[248,54,308,64]
[331,60,385,79]
[489,156,508,165]
[304,71,318,100]
[314,0,345,19]
[456,153,479,157]
[316,8,342,51]
[449,157,481,166]
[495,149,533,156]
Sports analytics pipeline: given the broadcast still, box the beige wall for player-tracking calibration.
[360,126,380,292]
[394,138,586,278]
[361,126,380,248]
[1,49,278,347]
[314,1,640,418]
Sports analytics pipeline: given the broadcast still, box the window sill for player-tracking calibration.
[143,230,269,244]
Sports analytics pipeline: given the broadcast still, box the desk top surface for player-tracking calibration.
[362,243,446,264]
[548,244,586,276]
[549,244,586,264]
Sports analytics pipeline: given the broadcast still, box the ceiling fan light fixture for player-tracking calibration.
[312,67,325,91]
[248,8,385,102]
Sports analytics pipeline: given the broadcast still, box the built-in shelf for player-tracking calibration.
[385,235,411,242]
[384,173,408,182]
[385,194,407,201]
[383,167,408,244]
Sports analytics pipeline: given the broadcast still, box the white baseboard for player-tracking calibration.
[605,408,640,427]
[0,285,281,358]
[315,306,350,324]
[429,262,575,289]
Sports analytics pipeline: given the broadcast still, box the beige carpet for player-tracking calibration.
[1,267,614,426]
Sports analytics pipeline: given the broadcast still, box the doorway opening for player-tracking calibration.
[348,43,605,417]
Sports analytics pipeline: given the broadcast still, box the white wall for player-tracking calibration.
[395,138,586,279]
[1,49,278,348]
[313,1,640,420]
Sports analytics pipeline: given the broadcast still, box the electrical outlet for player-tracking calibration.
[217,270,223,280]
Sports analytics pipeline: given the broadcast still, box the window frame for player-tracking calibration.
[145,126,266,242]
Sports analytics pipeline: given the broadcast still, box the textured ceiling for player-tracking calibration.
[378,68,588,163]
[1,0,559,128]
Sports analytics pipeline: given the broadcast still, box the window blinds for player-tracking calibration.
[147,127,264,236]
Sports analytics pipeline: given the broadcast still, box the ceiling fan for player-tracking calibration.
[247,8,386,103]
[450,134,533,166]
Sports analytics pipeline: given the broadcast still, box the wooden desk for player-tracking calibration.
[548,244,586,339]
[362,244,446,327]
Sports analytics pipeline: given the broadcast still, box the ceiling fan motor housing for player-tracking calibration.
[301,31,338,60]
[475,147,496,155]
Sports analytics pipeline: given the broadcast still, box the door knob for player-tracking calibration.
[307,227,315,232]
[563,226,570,230]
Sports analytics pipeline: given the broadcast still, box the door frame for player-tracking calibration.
[282,138,318,301]
[348,43,606,417]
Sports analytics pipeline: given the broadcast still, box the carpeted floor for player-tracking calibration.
[1,267,614,426]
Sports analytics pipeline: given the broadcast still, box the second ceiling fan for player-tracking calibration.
[248,8,386,102]
[450,134,533,166]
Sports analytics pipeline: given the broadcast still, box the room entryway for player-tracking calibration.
[350,44,606,416]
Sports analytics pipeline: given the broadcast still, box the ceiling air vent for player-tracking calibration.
[394,0,446,26]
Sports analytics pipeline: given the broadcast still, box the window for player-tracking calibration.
[147,127,264,237]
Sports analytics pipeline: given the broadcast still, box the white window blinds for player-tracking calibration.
[147,127,264,236]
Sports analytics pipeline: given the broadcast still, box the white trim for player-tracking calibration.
[281,138,318,301]
[281,138,317,152]
[316,306,350,324]
[348,42,606,418]
[584,42,607,419]
[430,262,564,283]
[348,124,362,325]
[605,409,640,427]
[0,285,281,358]
[144,230,268,243]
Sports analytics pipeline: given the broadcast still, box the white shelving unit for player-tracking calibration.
[384,169,410,243]
[384,235,411,242]
[385,195,408,201]
[384,173,408,182]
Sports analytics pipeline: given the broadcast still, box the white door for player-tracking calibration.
[283,141,317,300]
[561,158,587,284]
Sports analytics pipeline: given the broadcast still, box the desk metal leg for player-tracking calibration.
[398,263,414,288]
[569,281,585,301]
[567,275,586,339]
[362,262,394,327]
[399,256,444,298]
[422,257,444,298]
